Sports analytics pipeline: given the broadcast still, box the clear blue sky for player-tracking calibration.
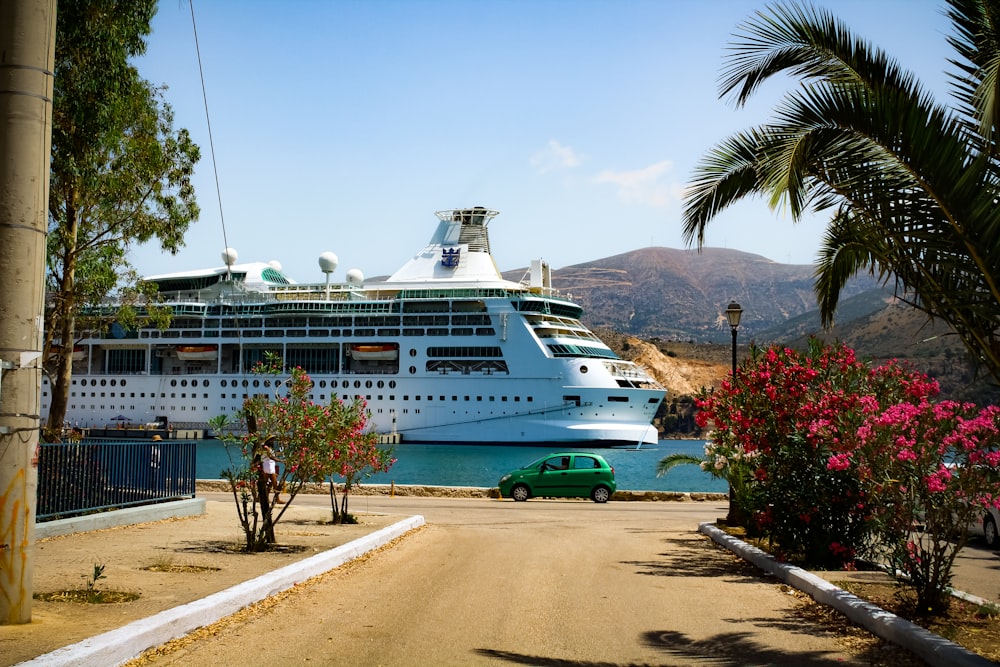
[130,0,952,283]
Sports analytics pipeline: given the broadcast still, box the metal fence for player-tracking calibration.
[36,440,197,521]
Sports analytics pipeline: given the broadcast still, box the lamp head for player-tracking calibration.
[725,301,743,329]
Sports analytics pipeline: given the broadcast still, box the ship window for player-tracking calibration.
[409,366,416,374]
[648,397,660,404]
[527,397,533,402]
[608,396,628,402]
[564,395,582,406]
[403,396,409,401]
[515,396,520,402]
[580,366,588,374]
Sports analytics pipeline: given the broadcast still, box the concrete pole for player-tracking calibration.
[0,0,56,624]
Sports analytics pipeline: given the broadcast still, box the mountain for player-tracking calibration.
[505,247,881,344]
[503,247,996,405]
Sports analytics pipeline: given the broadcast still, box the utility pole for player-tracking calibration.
[0,0,56,624]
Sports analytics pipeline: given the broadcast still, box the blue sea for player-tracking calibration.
[196,439,726,493]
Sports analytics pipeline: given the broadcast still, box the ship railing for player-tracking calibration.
[36,439,196,521]
[603,360,664,388]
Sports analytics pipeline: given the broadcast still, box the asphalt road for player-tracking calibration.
[128,493,949,666]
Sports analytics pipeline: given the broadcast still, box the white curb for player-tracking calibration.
[17,515,425,667]
[699,522,995,667]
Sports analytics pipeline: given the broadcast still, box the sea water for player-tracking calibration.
[196,439,725,493]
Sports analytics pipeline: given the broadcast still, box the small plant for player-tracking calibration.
[84,563,107,597]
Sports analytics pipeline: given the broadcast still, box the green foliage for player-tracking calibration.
[668,339,1000,615]
[44,0,201,435]
[683,0,1000,384]
[84,563,106,594]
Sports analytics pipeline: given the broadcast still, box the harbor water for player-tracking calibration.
[196,439,726,493]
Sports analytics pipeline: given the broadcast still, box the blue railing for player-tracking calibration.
[36,440,197,521]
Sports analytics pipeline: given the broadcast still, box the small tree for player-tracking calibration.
[313,399,394,524]
[210,355,392,551]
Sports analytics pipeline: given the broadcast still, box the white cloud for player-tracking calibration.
[530,140,583,173]
[593,160,680,208]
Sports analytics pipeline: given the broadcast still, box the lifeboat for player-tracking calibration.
[176,345,218,361]
[349,344,398,361]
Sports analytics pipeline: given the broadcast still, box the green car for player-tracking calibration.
[498,452,616,503]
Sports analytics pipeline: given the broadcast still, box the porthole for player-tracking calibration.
[100,379,107,387]
[181,380,188,387]
[221,380,228,388]
[242,379,249,387]
[377,380,384,389]
[389,380,396,389]
[366,380,373,389]
[264,379,271,387]
[319,380,326,388]
[409,366,416,374]
[409,348,417,357]
[253,380,260,387]
[354,380,361,389]
[580,365,589,374]
[170,380,177,387]
[110,379,117,387]
[120,379,126,387]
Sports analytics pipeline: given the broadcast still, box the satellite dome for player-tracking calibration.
[318,251,339,274]
[346,268,364,286]
[222,248,238,266]
[268,260,282,271]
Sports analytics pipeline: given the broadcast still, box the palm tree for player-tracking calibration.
[684,0,1000,383]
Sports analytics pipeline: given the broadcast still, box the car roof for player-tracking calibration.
[545,452,607,458]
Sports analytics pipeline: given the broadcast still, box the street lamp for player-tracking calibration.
[725,301,743,379]
[724,300,743,527]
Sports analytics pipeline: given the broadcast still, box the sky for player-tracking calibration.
[130,0,954,284]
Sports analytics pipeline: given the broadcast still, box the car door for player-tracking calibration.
[567,455,606,496]
[534,455,572,496]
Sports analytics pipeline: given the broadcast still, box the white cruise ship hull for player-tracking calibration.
[43,208,666,446]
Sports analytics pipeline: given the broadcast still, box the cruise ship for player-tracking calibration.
[42,208,666,445]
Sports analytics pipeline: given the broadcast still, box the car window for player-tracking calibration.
[546,456,570,470]
[574,456,601,469]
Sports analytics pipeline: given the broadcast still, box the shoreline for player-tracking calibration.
[195,479,728,502]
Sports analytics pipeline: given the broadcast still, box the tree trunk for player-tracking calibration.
[44,206,79,438]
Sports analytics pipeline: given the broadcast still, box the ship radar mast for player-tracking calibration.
[318,251,338,300]
[222,247,238,280]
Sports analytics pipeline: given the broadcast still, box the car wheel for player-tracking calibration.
[985,515,999,548]
[510,484,530,502]
[591,486,611,503]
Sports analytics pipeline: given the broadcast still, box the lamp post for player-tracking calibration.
[725,301,743,379]
[724,301,743,527]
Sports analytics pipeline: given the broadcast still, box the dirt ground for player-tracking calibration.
[0,501,401,666]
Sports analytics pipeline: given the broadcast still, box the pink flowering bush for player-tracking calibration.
[849,399,1000,613]
[210,354,394,550]
[675,338,1000,612]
